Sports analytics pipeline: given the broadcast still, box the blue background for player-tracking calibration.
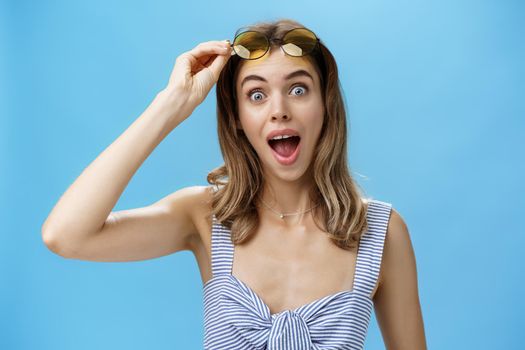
[2,0,523,349]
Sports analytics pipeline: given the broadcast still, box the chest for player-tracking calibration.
[193,213,361,315]
[229,223,359,315]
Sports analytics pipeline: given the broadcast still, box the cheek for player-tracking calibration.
[238,99,257,126]
[239,95,267,122]
[239,114,263,148]
[302,100,325,130]
[305,109,325,148]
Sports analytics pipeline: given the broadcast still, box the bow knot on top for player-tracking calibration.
[221,282,315,349]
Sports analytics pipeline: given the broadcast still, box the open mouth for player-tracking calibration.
[268,136,300,157]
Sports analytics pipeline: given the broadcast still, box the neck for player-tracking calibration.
[257,169,318,224]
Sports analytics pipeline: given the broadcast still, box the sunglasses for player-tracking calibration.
[229,27,320,60]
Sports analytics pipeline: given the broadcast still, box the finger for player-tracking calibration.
[193,52,228,85]
[192,60,209,75]
[172,53,195,81]
[206,53,230,81]
[197,54,214,67]
[189,41,231,60]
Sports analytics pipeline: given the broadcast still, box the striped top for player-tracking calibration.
[203,199,392,350]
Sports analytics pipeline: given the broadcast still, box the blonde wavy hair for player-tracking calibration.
[207,18,369,250]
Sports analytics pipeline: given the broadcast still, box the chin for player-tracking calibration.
[263,161,313,183]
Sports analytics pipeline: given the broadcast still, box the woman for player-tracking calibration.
[42,18,427,350]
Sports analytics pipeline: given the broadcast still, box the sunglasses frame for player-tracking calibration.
[229,27,320,60]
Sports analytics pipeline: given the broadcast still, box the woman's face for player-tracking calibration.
[235,47,325,183]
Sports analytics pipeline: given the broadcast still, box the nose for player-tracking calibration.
[269,95,290,121]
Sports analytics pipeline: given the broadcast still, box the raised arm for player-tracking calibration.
[41,40,232,262]
[373,209,428,349]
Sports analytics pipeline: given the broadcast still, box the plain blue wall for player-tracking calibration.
[2,0,524,349]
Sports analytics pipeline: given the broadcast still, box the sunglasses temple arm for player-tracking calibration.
[229,42,237,56]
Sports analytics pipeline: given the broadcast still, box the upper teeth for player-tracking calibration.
[271,134,294,140]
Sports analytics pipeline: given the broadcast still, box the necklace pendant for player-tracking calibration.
[279,214,284,219]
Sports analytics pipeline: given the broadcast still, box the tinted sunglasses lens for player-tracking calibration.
[233,31,269,59]
[282,28,318,56]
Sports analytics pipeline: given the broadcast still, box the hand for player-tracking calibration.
[165,40,232,111]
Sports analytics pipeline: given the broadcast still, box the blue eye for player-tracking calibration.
[292,86,307,95]
[249,89,264,101]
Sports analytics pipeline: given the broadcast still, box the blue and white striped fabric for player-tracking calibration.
[203,199,392,350]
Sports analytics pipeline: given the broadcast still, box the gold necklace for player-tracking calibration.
[259,197,320,219]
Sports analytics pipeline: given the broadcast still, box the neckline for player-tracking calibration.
[207,217,372,318]
[202,273,371,318]
[229,273,367,317]
[229,238,365,317]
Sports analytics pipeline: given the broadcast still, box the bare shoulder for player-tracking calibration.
[374,207,427,348]
[386,208,411,258]
[170,184,214,249]
[166,184,214,229]
[166,184,213,212]
[386,207,410,244]
[377,207,412,286]
[145,183,214,253]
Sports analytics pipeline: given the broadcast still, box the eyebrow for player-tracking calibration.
[240,69,314,89]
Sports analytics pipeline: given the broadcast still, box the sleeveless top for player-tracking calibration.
[202,199,392,350]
